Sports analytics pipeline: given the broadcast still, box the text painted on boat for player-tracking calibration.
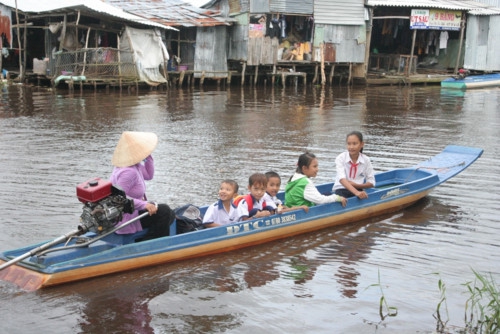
[226,213,297,235]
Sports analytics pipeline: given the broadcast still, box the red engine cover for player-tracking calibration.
[77,177,112,203]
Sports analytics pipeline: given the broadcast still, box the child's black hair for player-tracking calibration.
[248,173,268,187]
[346,131,364,153]
[222,179,239,194]
[265,171,281,180]
[295,152,316,175]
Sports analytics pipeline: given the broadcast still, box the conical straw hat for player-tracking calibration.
[112,131,158,167]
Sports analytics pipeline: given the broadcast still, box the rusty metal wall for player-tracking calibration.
[194,26,229,77]
[314,24,366,63]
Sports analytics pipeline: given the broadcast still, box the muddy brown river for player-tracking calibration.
[0,83,498,333]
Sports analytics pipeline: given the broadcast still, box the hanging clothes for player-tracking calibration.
[280,15,287,39]
[439,31,449,54]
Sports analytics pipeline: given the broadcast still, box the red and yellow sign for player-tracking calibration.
[410,9,462,31]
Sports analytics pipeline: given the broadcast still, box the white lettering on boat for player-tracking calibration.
[381,187,409,199]
[226,214,297,235]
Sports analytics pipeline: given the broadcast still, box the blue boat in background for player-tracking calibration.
[0,145,483,291]
[441,72,500,90]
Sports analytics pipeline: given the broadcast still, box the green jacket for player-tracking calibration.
[285,175,314,207]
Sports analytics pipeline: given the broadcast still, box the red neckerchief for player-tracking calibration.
[349,160,359,179]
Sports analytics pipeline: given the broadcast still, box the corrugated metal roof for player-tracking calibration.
[367,0,500,15]
[0,0,177,30]
[105,0,233,27]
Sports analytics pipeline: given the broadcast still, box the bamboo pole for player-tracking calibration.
[454,13,466,74]
[23,15,27,78]
[117,34,122,92]
[15,0,23,81]
[409,28,417,77]
[81,27,90,76]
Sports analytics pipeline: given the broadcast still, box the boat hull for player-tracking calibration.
[441,73,500,90]
[0,145,483,290]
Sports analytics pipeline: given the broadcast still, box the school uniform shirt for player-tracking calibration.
[267,193,283,206]
[332,151,375,192]
[202,199,242,226]
[237,193,277,219]
[286,173,342,207]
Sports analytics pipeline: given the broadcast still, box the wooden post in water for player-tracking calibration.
[312,64,318,84]
[409,29,417,77]
[241,62,246,85]
[454,13,466,74]
[320,43,326,85]
[200,70,205,86]
[329,65,335,85]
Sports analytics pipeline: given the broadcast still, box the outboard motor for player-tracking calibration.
[76,178,134,234]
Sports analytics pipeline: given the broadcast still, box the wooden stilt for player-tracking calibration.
[329,65,335,85]
[254,65,258,85]
[348,63,352,86]
[241,62,246,85]
[179,71,185,87]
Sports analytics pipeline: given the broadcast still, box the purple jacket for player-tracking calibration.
[109,155,155,234]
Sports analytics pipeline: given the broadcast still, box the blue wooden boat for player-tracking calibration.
[0,145,483,291]
[441,73,500,89]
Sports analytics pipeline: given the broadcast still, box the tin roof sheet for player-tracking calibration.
[367,0,500,15]
[105,0,232,27]
[0,0,177,30]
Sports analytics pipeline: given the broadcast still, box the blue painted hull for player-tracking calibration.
[441,73,500,90]
[0,145,483,290]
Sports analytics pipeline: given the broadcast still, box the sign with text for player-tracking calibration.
[410,9,462,31]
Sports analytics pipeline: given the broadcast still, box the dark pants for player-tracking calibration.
[139,203,175,241]
[335,188,357,198]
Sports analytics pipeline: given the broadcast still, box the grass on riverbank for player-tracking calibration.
[370,269,499,333]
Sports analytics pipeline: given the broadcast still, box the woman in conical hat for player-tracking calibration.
[110,131,174,241]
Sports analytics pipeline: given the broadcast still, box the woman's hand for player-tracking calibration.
[145,202,158,215]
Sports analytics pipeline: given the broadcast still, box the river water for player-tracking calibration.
[0,83,498,333]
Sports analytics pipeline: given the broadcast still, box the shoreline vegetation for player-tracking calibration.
[370,269,499,333]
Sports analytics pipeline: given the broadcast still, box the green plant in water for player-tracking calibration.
[432,273,449,332]
[366,269,398,320]
[463,269,499,334]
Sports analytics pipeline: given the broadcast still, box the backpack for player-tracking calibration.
[233,194,266,212]
[174,204,205,234]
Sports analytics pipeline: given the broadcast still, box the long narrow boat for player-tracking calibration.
[0,145,483,291]
[441,73,500,89]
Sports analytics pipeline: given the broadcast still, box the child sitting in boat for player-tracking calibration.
[265,171,309,214]
[285,152,347,207]
[236,173,277,221]
[202,179,243,228]
[332,131,375,199]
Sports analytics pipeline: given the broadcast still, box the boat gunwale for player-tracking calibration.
[2,168,440,272]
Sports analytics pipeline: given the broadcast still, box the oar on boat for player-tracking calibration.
[0,229,81,271]
[0,211,150,271]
